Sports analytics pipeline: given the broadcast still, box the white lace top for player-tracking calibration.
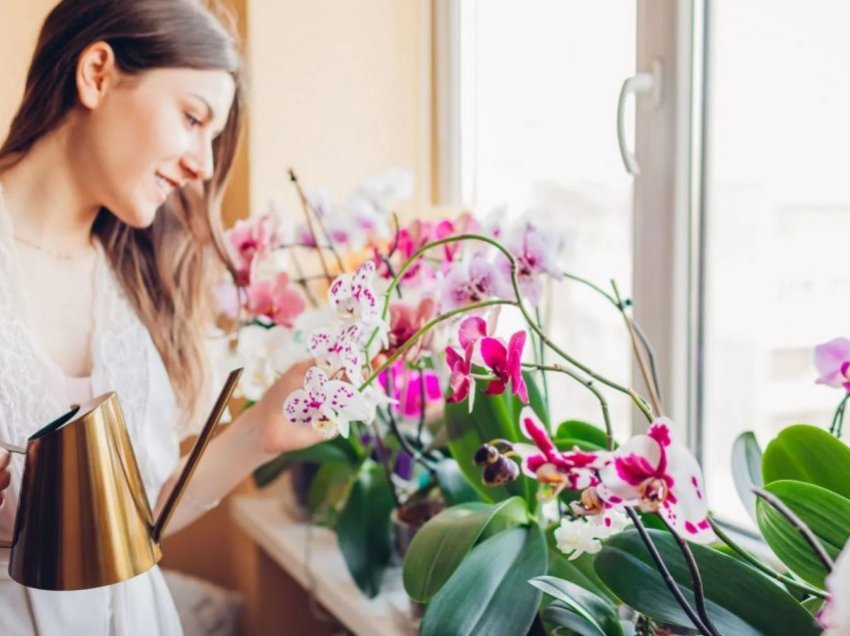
[0,185,184,635]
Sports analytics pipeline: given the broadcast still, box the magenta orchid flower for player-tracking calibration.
[597,418,714,544]
[283,367,371,438]
[820,540,850,635]
[815,337,850,391]
[514,406,606,496]
[245,272,306,328]
[445,316,488,408]
[480,331,529,403]
[446,343,475,408]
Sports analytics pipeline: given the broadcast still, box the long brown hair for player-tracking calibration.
[0,0,244,420]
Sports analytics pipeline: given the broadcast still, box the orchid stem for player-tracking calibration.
[287,170,334,280]
[752,487,835,572]
[708,517,827,599]
[533,308,551,420]
[369,419,402,508]
[658,516,720,636]
[360,299,516,391]
[626,508,712,635]
[561,272,662,403]
[522,362,613,452]
[288,249,320,308]
[417,365,427,447]
[288,169,347,274]
[830,393,849,437]
[378,234,653,420]
[612,281,662,420]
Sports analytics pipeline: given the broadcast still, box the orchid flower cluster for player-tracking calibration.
[448,312,713,559]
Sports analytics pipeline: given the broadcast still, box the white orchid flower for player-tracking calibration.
[283,367,371,438]
[822,541,850,635]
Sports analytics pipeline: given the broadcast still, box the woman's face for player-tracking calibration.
[74,65,236,228]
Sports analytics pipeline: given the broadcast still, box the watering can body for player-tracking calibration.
[1,369,242,591]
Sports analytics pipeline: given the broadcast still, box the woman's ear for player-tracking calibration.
[76,41,117,109]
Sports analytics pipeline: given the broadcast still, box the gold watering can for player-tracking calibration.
[0,368,243,591]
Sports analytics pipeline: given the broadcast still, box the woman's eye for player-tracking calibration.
[184,113,202,128]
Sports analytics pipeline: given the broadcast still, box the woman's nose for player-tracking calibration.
[181,137,215,182]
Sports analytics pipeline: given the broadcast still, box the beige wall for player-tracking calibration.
[247,0,432,219]
[0,1,57,137]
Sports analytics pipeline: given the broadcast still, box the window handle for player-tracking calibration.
[617,61,662,176]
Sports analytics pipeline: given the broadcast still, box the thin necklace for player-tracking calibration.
[13,234,96,260]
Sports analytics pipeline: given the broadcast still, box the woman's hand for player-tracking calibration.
[0,450,11,508]
[249,359,329,457]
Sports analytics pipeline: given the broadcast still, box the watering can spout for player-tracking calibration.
[151,367,243,542]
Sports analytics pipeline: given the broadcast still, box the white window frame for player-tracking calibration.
[435,0,710,451]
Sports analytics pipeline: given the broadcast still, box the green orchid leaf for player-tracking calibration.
[530,576,623,636]
[433,457,484,506]
[402,497,527,603]
[334,460,395,598]
[756,479,850,588]
[731,431,763,524]
[420,525,548,636]
[762,424,850,498]
[540,600,607,636]
[445,375,541,508]
[595,529,819,635]
[556,420,610,449]
[253,436,361,487]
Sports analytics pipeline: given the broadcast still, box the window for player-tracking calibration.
[443,0,849,529]
[450,0,638,442]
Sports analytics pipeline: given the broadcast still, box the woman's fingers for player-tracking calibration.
[0,450,11,507]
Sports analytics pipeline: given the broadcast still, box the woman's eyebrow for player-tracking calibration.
[190,93,215,121]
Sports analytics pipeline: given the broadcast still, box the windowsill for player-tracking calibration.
[230,493,418,636]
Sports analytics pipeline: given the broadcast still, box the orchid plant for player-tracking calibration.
[218,168,850,634]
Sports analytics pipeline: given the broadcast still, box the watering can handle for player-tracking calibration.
[151,367,243,542]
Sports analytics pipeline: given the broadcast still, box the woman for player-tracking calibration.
[0,0,321,633]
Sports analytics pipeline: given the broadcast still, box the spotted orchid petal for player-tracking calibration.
[597,418,714,543]
[283,389,318,426]
[283,366,369,439]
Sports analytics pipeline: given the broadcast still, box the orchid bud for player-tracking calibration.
[473,443,500,466]
[482,456,520,486]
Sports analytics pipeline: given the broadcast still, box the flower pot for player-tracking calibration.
[391,497,446,563]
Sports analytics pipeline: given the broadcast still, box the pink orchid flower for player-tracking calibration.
[815,337,850,391]
[226,213,281,286]
[480,330,529,403]
[820,540,850,635]
[499,221,563,304]
[597,418,714,544]
[514,406,606,496]
[245,272,306,328]
[387,297,437,358]
[309,322,366,385]
[440,253,506,311]
[445,316,488,407]
[283,367,371,438]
